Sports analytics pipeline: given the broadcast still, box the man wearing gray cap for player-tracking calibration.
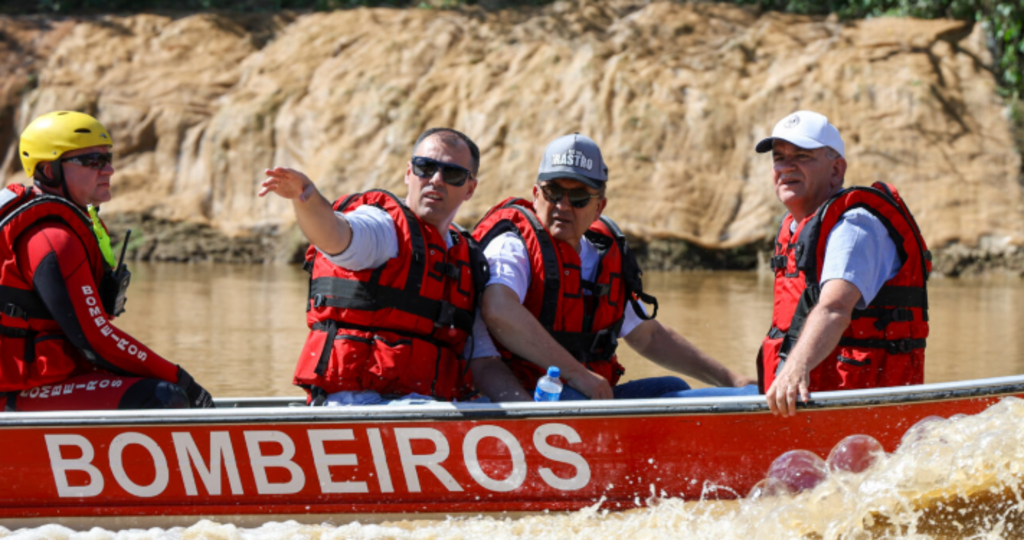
[755,111,930,417]
[470,133,755,401]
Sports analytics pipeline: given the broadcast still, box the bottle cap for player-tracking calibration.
[547,366,560,378]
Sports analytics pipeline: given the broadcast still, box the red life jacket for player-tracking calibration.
[0,184,122,391]
[294,190,487,401]
[758,182,931,393]
[472,198,657,392]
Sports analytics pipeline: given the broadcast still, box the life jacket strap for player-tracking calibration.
[311,320,446,348]
[0,286,51,321]
[580,280,610,297]
[433,261,462,280]
[549,318,624,364]
[838,337,926,354]
[0,326,31,338]
[631,290,658,320]
[314,320,339,377]
[310,277,475,333]
[870,285,928,308]
[850,307,916,330]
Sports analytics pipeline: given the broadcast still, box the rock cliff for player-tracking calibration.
[2,1,1021,273]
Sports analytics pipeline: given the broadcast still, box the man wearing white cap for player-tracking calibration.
[755,111,931,417]
[470,134,755,401]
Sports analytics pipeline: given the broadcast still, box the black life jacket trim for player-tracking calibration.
[0,285,51,321]
[562,263,584,299]
[598,215,657,321]
[311,320,445,347]
[452,223,489,304]
[476,201,562,330]
[837,337,926,354]
[1,191,123,324]
[549,318,624,364]
[309,277,474,333]
[775,185,928,358]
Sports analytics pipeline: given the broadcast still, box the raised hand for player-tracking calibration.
[259,167,318,202]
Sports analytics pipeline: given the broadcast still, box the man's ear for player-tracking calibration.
[464,177,477,201]
[403,161,413,190]
[531,184,540,204]
[593,197,608,222]
[832,157,848,187]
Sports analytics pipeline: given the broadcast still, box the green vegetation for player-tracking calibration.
[735,0,1023,140]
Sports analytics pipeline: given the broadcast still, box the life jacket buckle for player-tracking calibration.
[313,294,325,308]
[887,338,914,355]
[770,255,787,271]
[434,262,461,280]
[581,280,611,297]
[2,303,26,320]
[0,326,30,338]
[873,308,913,330]
[589,328,617,355]
[893,308,913,322]
[435,301,457,328]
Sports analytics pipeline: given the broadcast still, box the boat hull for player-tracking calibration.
[2,376,1023,525]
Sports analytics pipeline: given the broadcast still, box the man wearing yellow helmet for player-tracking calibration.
[0,111,214,411]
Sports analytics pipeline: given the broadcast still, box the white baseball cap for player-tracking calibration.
[755,111,845,158]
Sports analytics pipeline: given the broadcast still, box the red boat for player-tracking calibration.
[2,374,1023,529]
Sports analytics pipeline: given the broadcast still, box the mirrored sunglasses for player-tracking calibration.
[411,156,471,187]
[61,152,113,171]
[540,183,602,209]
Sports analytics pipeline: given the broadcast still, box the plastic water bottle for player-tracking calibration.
[534,366,563,402]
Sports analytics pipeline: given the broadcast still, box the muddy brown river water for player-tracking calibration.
[115,263,1024,397]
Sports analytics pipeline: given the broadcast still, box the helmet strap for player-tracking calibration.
[34,161,74,203]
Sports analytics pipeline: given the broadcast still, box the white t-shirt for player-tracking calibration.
[483,231,647,339]
[319,205,495,358]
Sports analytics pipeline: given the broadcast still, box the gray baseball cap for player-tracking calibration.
[537,133,609,189]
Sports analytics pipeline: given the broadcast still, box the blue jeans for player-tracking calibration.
[560,376,692,400]
[666,384,760,398]
[560,380,759,401]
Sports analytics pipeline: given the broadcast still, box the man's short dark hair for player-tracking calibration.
[413,128,480,177]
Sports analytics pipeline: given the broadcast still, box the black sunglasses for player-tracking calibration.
[411,156,472,187]
[539,183,603,209]
[61,152,113,171]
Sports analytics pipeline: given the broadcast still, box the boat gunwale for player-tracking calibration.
[3,374,1024,428]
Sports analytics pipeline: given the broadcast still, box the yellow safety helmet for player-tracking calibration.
[19,111,113,178]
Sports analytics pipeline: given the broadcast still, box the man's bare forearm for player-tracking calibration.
[780,303,852,375]
[481,284,613,399]
[483,286,589,378]
[292,188,352,256]
[626,321,753,387]
[470,356,532,402]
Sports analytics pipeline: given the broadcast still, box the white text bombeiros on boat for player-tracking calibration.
[44,423,592,498]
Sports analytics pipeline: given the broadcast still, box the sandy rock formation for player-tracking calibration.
[1,2,1020,272]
